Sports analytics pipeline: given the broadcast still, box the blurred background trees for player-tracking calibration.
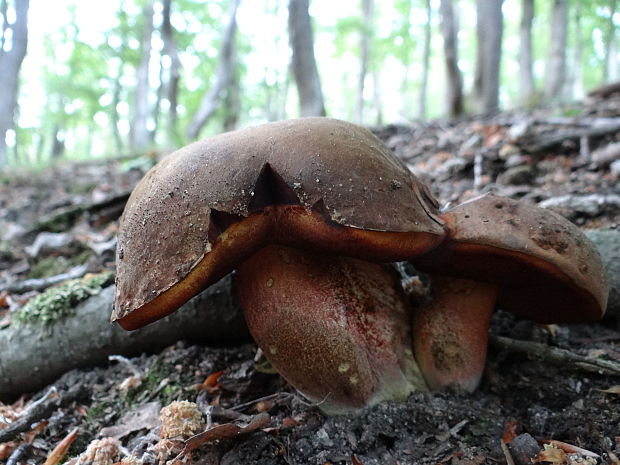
[1,0,619,167]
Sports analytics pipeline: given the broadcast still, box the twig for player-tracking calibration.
[108,355,143,379]
[489,335,620,376]
[0,264,89,294]
[230,392,293,412]
[6,443,31,465]
[473,150,484,192]
[500,441,516,465]
[0,386,82,443]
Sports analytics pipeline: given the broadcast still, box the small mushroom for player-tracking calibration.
[113,117,445,413]
[410,194,609,391]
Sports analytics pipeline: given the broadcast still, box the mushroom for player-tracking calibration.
[113,117,445,413]
[409,194,609,391]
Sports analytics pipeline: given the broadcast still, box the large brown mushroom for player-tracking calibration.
[113,117,445,413]
[410,194,609,391]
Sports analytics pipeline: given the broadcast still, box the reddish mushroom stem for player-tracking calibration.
[236,244,427,414]
[412,275,498,392]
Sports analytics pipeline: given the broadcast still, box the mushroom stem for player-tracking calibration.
[412,276,498,392]
[236,245,427,414]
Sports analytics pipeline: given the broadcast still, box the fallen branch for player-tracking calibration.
[0,387,82,443]
[0,276,249,401]
[511,117,620,154]
[489,335,620,376]
[0,264,89,294]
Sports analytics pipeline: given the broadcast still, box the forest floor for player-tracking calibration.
[1,95,620,465]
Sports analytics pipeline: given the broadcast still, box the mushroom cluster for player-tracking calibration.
[113,117,609,415]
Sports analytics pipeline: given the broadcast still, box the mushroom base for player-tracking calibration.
[412,276,497,392]
[236,245,427,415]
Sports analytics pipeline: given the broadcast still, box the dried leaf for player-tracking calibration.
[597,385,620,395]
[99,402,161,439]
[535,444,567,463]
[43,427,79,465]
[196,370,224,393]
[170,412,270,464]
[502,420,519,443]
[542,440,599,458]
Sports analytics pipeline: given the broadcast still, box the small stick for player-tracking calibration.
[489,335,620,376]
[473,151,484,192]
[500,441,516,465]
[108,355,143,378]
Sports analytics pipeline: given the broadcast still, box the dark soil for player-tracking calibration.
[1,99,620,465]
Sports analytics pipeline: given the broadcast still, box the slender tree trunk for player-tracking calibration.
[223,51,240,132]
[605,0,618,81]
[570,2,583,100]
[186,0,241,140]
[50,126,65,159]
[288,0,326,117]
[544,0,568,102]
[474,0,503,114]
[417,0,432,120]
[519,0,535,104]
[0,0,8,52]
[356,0,373,124]
[162,0,181,143]
[438,0,463,117]
[372,68,382,125]
[130,2,154,152]
[0,0,29,166]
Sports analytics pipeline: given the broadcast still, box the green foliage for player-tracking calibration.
[7,0,620,166]
[13,272,114,326]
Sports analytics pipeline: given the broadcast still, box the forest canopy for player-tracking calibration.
[0,0,618,167]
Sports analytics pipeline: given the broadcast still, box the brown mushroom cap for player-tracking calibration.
[413,194,609,323]
[114,118,445,329]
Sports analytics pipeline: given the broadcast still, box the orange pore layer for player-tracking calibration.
[116,205,445,330]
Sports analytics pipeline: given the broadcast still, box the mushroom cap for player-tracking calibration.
[114,118,445,329]
[413,194,609,323]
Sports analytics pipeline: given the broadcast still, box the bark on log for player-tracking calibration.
[0,275,248,401]
[585,229,620,321]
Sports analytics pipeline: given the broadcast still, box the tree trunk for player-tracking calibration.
[0,0,29,166]
[372,68,383,125]
[569,2,583,100]
[356,0,373,124]
[129,1,154,152]
[223,48,241,132]
[161,0,181,144]
[605,0,618,81]
[417,0,432,120]
[186,0,241,140]
[519,0,535,104]
[544,0,568,102]
[473,0,503,114]
[438,0,463,117]
[288,0,326,117]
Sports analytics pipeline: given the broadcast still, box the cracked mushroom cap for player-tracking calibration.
[113,117,445,330]
[413,194,609,323]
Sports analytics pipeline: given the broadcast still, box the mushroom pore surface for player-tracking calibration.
[113,118,445,330]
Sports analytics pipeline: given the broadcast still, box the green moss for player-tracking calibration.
[27,256,72,279]
[14,271,114,326]
[122,363,182,406]
[36,206,85,233]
